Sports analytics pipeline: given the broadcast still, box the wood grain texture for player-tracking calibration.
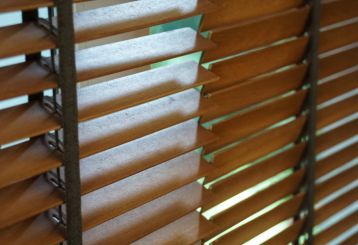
[78,89,214,158]
[205,37,308,93]
[81,152,214,231]
[0,175,63,229]
[205,89,307,153]
[0,61,57,101]
[73,0,217,43]
[0,102,60,146]
[83,183,212,245]
[321,0,358,27]
[0,138,61,189]
[75,28,215,82]
[77,61,219,122]
[202,7,308,62]
[202,64,306,122]
[201,0,304,31]
[132,212,218,245]
[80,120,216,194]
[215,193,304,245]
[264,219,304,245]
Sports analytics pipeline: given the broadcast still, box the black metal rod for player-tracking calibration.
[54,0,82,244]
[302,0,320,244]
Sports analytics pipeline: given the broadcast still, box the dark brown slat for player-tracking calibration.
[0,102,60,146]
[319,46,358,79]
[316,142,358,179]
[0,61,57,101]
[132,212,218,245]
[83,183,213,245]
[207,117,306,182]
[317,70,358,104]
[321,0,358,27]
[210,170,304,231]
[206,89,307,153]
[79,89,214,158]
[0,138,61,189]
[0,22,55,59]
[203,143,305,210]
[0,175,63,229]
[202,64,306,122]
[317,95,358,129]
[81,152,214,231]
[73,0,217,43]
[215,193,304,245]
[315,210,358,245]
[0,0,85,13]
[205,37,308,93]
[80,120,216,195]
[201,0,304,31]
[315,187,358,225]
[315,164,358,202]
[75,28,215,82]
[341,232,358,245]
[316,118,358,154]
[320,21,358,53]
[264,219,304,245]
[202,7,309,62]
[0,214,64,245]
[77,61,219,122]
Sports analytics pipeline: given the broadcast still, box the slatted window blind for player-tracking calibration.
[0,0,356,244]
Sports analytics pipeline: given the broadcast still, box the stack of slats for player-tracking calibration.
[199,0,357,243]
[0,0,223,244]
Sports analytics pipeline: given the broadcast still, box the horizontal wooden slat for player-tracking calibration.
[264,219,304,245]
[317,94,358,129]
[75,28,215,82]
[0,175,63,229]
[73,0,217,43]
[80,120,216,194]
[0,0,85,13]
[0,138,61,189]
[83,183,212,245]
[0,102,60,146]
[206,89,307,153]
[317,70,358,104]
[215,193,304,245]
[210,170,304,231]
[315,210,358,245]
[321,0,358,27]
[207,117,306,182]
[316,142,358,179]
[341,232,358,245]
[201,0,304,31]
[315,164,358,202]
[202,7,308,62]
[0,214,64,245]
[79,89,214,158]
[81,152,213,231]
[0,61,57,101]
[319,46,358,79]
[202,64,306,122]
[0,22,55,59]
[320,21,358,53]
[205,37,308,93]
[132,211,218,245]
[315,187,358,225]
[77,61,219,121]
[204,143,305,210]
[316,118,358,154]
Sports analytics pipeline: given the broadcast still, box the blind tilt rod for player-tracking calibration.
[55,0,83,244]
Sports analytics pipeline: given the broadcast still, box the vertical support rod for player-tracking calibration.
[303,0,320,244]
[55,0,83,244]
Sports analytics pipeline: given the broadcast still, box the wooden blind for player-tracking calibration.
[0,0,357,244]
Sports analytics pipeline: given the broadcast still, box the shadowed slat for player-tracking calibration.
[321,0,358,27]
[201,0,304,31]
[83,183,213,245]
[0,102,60,146]
[75,28,215,82]
[341,232,358,245]
[202,7,308,62]
[0,0,86,13]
